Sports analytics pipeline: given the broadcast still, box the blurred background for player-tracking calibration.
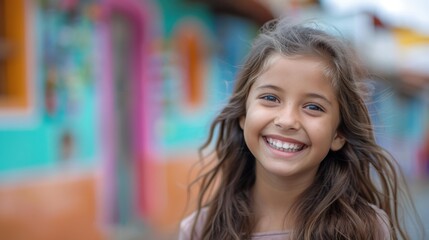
[0,0,428,239]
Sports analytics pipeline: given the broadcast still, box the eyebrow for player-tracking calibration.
[305,93,333,106]
[255,84,333,106]
[255,84,282,92]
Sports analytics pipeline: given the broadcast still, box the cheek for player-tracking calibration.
[246,107,274,129]
[310,121,338,142]
[244,105,264,122]
[241,107,269,140]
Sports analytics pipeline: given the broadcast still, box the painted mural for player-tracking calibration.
[0,0,99,171]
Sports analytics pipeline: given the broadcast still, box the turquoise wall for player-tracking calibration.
[0,0,257,171]
[0,1,99,172]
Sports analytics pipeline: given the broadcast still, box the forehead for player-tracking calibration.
[250,54,339,103]
[262,53,333,76]
[255,53,335,86]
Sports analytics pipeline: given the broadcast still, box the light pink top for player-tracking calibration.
[178,205,391,240]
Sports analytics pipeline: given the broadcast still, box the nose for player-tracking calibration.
[273,104,301,130]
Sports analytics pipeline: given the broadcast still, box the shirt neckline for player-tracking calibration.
[252,230,291,236]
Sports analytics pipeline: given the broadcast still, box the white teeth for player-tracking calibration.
[266,137,304,152]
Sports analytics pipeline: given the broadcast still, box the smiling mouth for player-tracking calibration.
[264,137,307,152]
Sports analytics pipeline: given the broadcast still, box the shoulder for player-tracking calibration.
[178,208,209,240]
[370,204,391,240]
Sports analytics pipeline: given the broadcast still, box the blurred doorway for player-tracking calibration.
[99,0,155,230]
[110,11,135,225]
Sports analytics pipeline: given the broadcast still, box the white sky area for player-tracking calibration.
[322,0,429,34]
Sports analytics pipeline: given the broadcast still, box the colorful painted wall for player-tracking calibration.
[0,0,428,239]
[0,0,258,238]
[0,1,103,239]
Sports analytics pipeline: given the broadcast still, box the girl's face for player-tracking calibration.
[240,54,345,183]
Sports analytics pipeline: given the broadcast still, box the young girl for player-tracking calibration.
[179,18,417,240]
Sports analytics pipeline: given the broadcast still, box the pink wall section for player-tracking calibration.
[98,0,162,225]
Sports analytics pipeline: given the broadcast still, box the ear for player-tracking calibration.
[239,116,245,130]
[330,132,346,151]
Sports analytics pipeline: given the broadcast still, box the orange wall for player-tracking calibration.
[1,0,29,108]
[141,157,201,234]
[0,172,104,240]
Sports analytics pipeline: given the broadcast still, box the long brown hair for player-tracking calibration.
[188,19,419,239]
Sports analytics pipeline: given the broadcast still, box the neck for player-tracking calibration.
[251,166,315,232]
